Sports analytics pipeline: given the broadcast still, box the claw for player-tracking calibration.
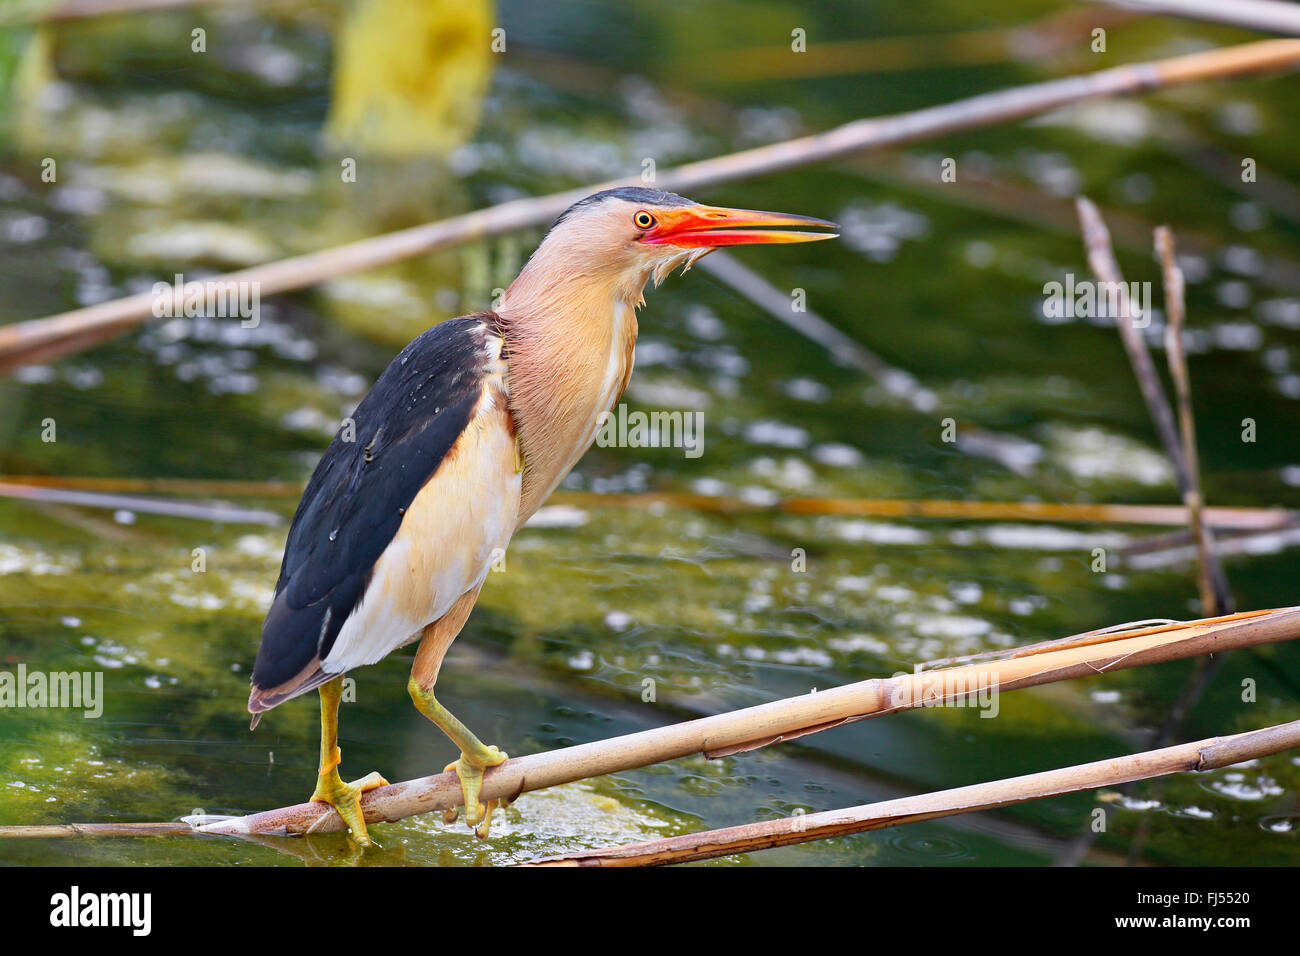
[474,799,507,839]
[443,747,508,836]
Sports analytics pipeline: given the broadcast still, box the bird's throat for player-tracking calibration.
[497,288,639,525]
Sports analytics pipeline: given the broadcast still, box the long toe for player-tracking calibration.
[349,771,389,793]
[310,769,386,847]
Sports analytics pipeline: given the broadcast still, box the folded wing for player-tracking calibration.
[249,315,519,714]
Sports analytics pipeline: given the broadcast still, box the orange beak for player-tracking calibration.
[643,204,839,248]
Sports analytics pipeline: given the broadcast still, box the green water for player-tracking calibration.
[0,1,1298,866]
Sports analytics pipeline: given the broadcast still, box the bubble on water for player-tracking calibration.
[280,406,335,434]
[566,649,595,672]
[1277,375,1300,400]
[684,306,725,341]
[836,522,931,546]
[837,199,929,262]
[783,378,830,402]
[749,456,815,490]
[1007,597,1040,616]
[65,367,104,390]
[0,544,75,575]
[981,524,1128,552]
[236,535,276,556]
[964,240,996,269]
[689,477,730,497]
[632,341,680,367]
[525,506,589,529]
[0,212,48,243]
[1044,425,1174,487]
[1212,322,1262,351]
[1231,202,1266,232]
[1207,774,1283,801]
[1264,346,1290,373]
[623,377,710,409]
[1259,298,1300,329]
[893,612,992,641]
[1221,245,1264,277]
[773,646,833,667]
[1117,795,1162,811]
[835,576,873,593]
[1217,100,1262,136]
[700,348,749,378]
[827,633,890,655]
[812,443,864,468]
[604,611,633,632]
[14,364,57,385]
[1216,281,1253,310]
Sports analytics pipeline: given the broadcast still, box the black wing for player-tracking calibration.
[250,314,502,705]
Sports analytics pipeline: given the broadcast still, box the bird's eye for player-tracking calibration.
[633,211,655,229]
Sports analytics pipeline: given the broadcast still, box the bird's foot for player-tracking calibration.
[309,761,389,847]
[442,745,508,839]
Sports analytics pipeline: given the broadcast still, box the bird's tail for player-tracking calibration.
[247,665,336,729]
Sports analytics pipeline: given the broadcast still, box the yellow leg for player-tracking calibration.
[407,677,508,839]
[309,675,388,846]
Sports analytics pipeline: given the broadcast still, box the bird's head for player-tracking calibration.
[504,187,838,311]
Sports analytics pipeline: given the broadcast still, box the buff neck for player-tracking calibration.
[496,260,647,524]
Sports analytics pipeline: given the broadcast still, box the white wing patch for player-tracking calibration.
[322,349,520,673]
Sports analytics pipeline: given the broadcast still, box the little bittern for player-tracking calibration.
[248,188,837,844]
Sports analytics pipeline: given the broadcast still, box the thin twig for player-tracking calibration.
[1075,197,1234,610]
[1,475,1297,530]
[1156,225,1226,615]
[1125,521,1300,567]
[0,822,195,838]
[6,40,1300,371]
[0,481,283,525]
[1071,212,1236,867]
[522,718,1300,865]
[1075,198,1189,483]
